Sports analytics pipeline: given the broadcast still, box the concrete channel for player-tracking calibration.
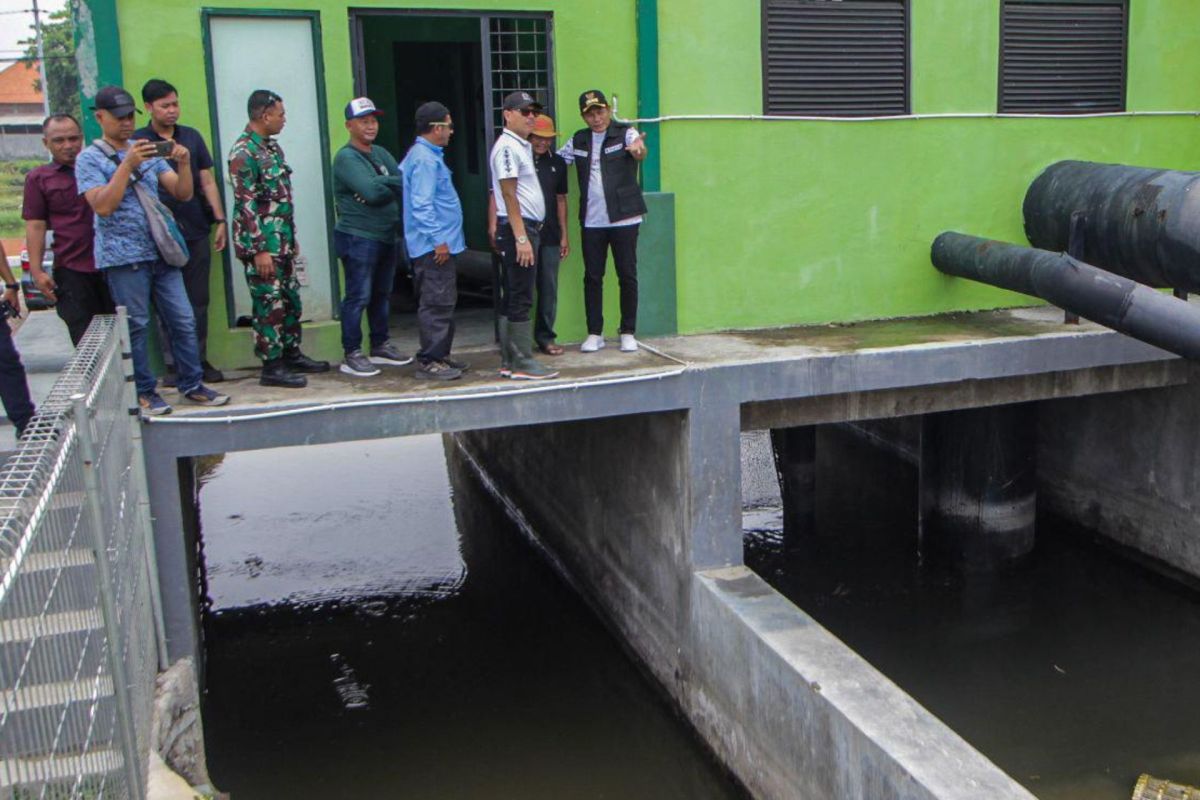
[141,305,1191,799]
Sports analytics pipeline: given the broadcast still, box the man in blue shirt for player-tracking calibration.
[399,101,467,381]
[75,85,229,415]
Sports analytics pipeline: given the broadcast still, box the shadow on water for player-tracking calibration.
[198,435,746,800]
[744,425,1200,800]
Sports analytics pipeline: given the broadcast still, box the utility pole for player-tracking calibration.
[31,0,51,116]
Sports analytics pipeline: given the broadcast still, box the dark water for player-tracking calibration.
[197,436,745,800]
[744,426,1200,800]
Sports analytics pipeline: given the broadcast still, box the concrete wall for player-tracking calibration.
[455,401,1033,799]
[1039,366,1200,578]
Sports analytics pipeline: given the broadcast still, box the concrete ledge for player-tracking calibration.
[688,567,1034,800]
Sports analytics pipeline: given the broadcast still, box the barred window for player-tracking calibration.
[762,0,909,117]
[1000,0,1128,114]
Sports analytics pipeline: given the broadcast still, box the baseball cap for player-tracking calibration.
[532,115,557,138]
[502,91,542,112]
[579,89,608,113]
[345,97,384,120]
[415,101,451,131]
[92,86,140,117]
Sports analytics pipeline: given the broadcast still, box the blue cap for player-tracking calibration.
[345,97,384,120]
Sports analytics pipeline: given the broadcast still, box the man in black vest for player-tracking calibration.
[561,89,648,353]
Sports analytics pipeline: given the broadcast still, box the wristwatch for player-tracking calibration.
[516,235,529,245]
[4,284,17,291]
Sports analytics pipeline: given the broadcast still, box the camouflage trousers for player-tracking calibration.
[243,257,302,361]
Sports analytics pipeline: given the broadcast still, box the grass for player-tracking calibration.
[0,159,43,241]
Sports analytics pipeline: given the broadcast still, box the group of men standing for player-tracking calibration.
[9,78,649,434]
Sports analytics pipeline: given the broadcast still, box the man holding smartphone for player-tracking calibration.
[135,78,228,384]
[75,85,229,415]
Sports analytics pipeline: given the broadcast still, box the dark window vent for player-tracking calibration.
[1000,1,1128,114]
[762,0,909,117]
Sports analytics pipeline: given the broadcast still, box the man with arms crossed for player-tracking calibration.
[22,113,113,346]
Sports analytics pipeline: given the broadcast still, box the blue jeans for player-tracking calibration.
[104,259,202,396]
[335,230,397,354]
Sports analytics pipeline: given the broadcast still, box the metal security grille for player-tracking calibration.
[0,314,163,798]
[484,16,553,142]
[1000,1,1128,113]
[762,0,909,116]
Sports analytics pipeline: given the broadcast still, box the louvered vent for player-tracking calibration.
[763,0,909,117]
[1000,1,1128,114]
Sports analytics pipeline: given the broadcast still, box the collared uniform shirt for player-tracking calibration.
[558,127,642,228]
[22,161,96,273]
[228,126,296,262]
[75,143,172,269]
[399,137,466,259]
[534,151,568,246]
[490,128,546,223]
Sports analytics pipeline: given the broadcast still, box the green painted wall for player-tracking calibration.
[110,0,639,367]
[657,0,1200,333]
[98,0,1200,362]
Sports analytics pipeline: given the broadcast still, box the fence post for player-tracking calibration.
[116,306,170,671]
[72,392,146,799]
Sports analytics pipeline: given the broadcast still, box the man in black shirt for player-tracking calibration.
[530,115,569,355]
[136,78,226,383]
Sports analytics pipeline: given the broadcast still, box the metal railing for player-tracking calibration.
[0,312,164,799]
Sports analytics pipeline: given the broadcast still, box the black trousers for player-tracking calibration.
[496,219,540,324]
[156,235,213,364]
[581,224,639,335]
[54,267,115,347]
[0,320,34,435]
[411,250,458,364]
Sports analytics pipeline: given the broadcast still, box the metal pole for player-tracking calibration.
[72,392,145,799]
[31,0,51,118]
[115,308,170,671]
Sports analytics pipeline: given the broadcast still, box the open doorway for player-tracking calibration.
[349,10,555,335]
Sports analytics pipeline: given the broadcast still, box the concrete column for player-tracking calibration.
[919,404,1037,571]
[143,443,202,665]
[769,426,815,549]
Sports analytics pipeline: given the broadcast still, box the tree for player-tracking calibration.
[20,7,81,122]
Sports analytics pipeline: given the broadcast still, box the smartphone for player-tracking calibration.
[150,140,174,158]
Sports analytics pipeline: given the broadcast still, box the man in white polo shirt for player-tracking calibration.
[490,90,558,381]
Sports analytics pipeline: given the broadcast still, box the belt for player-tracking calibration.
[498,217,543,233]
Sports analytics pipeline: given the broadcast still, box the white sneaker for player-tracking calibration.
[581,334,606,353]
[619,334,639,352]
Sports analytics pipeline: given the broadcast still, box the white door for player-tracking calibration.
[207,14,335,322]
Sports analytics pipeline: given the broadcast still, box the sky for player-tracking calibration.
[0,0,68,69]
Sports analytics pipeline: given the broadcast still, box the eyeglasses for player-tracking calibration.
[513,108,537,117]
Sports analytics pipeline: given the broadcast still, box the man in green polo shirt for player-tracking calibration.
[332,97,411,377]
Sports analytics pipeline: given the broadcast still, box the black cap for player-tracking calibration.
[502,90,542,112]
[91,86,140,117]
[415,101,451,131]
[579,89,608,113]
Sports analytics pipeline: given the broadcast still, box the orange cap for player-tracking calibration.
[532,114,557,138]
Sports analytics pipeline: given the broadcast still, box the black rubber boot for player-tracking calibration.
[260,358,308,388]
[283,349,331,374]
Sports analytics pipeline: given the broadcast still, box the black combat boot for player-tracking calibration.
[283,348,331,374]
[260,358,307,388]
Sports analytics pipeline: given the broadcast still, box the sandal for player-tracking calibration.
[539,342,565,356]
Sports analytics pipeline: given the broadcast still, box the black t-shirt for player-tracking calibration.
[133,123,216,242]
[534,151,568,246]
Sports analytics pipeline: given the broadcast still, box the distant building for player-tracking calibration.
[0,60,45,159]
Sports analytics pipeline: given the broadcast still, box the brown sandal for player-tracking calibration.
[539,342,565,356]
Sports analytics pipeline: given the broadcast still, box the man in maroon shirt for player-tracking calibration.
[22,113,114,346]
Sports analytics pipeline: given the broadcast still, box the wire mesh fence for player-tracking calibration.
[0,313,161,799]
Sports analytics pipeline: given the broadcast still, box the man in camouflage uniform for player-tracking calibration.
[228,89,329,387]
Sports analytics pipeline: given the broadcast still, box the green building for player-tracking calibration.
[72,0,1200,368]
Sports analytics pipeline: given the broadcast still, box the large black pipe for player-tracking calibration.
[1023,160,1200,291]
[931,232,1200,360]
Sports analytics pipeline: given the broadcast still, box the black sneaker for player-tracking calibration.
[369,341,414,366]
[442,357,471,373]
[202,361,226,383]
[283,350,331,373]
[340,350,381,377]
[413,360,462,381]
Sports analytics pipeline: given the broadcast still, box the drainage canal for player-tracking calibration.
[743,425,1200,800]
[193,435,746,798]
